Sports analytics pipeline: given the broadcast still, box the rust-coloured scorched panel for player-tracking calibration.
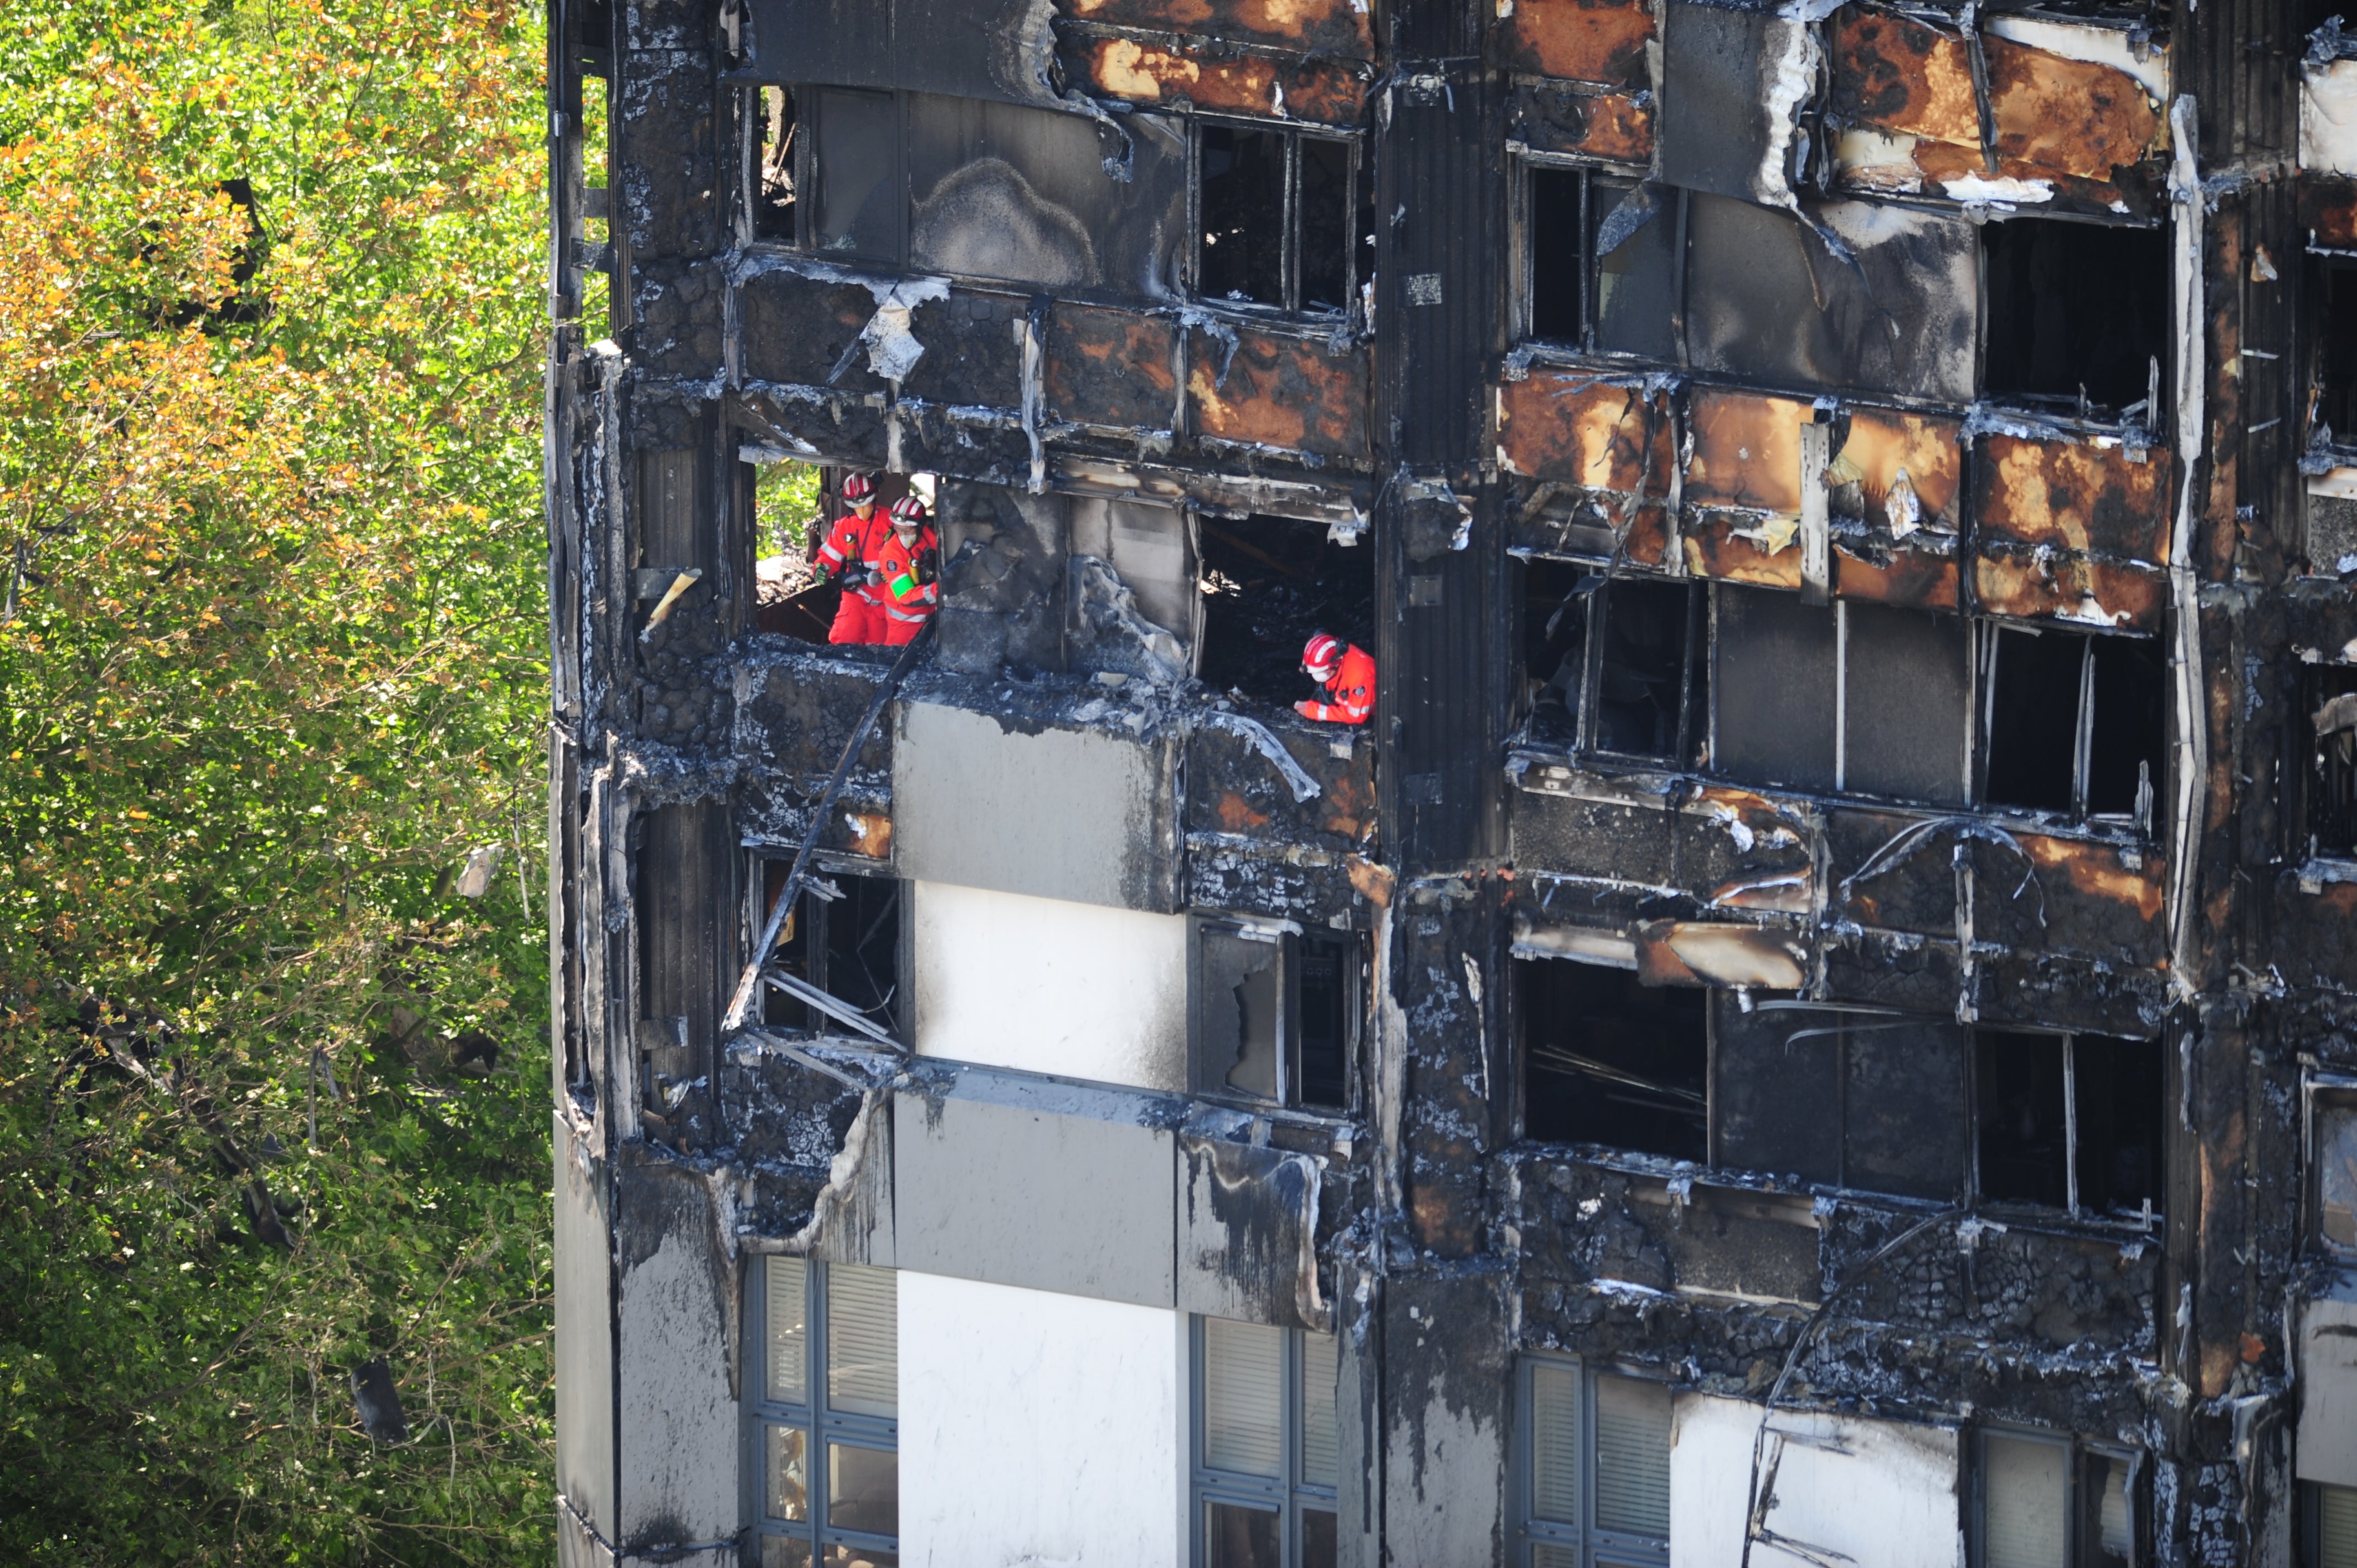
[1190,325,1369,458]
[1830,8,1981,149]
[1834,539,1960,609]
[1075,36,1368,125]
[1060,0,1375,59]
[1983,32,2161,181]
[1975,434,2171,562]
[1047,302,1179,431]
[2301,173,2357,250]
[1685,388,1815,515]
[1972,546,2167,631]
[1496,375,1674,493]
[1495,0,1654,89]
[1834,405,1962,529]
[1681,512,1804,590]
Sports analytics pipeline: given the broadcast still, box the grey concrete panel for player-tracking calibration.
[1382,1272,1510,1566]
[1176,1135,1329,1332]
[613,1162,740,1550]
[893,697,1181,912]
[2298,1278,2357,1487]
[893,1075,1178,1308]
[554,1117,616,1543]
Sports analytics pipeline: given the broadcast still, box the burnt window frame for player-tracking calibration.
[1975,620,2165,833]
[1966,1427,2142,1568]
[1511,154,1687,358]
[1188,912,1365,1116]
[742,82,805,246]
[1512,948,1710,1164]
[738,81,907,262]
[746,852,910,1046]
[1970,1026,2166,1226]
[1188,116,1363,318]
[1977,210,2171,430]
[1515,563,1709,769]
[2307,1076,2357,1259]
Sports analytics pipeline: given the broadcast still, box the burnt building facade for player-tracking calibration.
[545,0,2357,1561]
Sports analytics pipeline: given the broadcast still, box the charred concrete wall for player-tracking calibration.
[547,0,2357,1560]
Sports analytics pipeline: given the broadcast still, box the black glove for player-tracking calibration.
[915,551,938,587]
[839,566,867,588]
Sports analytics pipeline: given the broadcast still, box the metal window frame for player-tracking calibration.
[1968,1426,2144,1568]
[1188,116,1359,318]
[2303,1073,2357,1258]
[1188,1316,1341,1568]
[744,852,908,1043]
[1511,1353,1671,1568]
[743,1258,901,1564]
[1548,570,1706,769]
[1188,914,1366,1115]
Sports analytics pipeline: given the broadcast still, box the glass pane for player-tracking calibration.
[1532,1545,1582,1568]
[1199,126,1285,307]
[814,89,898,261]
[1203,1318,1284,1477]
[827,1265,898,1418]
[1982,1434,2068,1568]
[1589,177,1677,361]
[1302,1507,1338,1568]
[768,1425,811,1523]
[1205,1499,1282,1568]
[2322,1104,2357,1251]
[1299,1331,1339,1489]
[768,1256,810,1406]
[1593,1376,1671,1540]
[1201,929,1282,1102]
[1528,1361,1581,1528]
[1841,601,1970,807]
[763,1535,814,1568]
[1298,136,1351,311]
[820,1546,898,1568]
[2090,1454,2133,1565]
[826,1442,898,1538]
[2322,1483,2357,1568]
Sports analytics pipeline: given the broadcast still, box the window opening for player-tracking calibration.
[2319,262,2357,443]
[2314,1089,2357,1254]
[1193,920,1362,1113]
[759,860,903,1043]
[749,1257,899,1566]
[1196,123,1359,315]
[1521,558,1594,746]
[1522,164,1678,360]
[2310,1480,2357,1568]
[755,85,800,243]
[1197,514,1375,711]
[1974,1031,2163,1221]
[1517,564,1706,766]
[1971,1429,2136,1568]
[1982,218,2169,419]
[1516,1356,1672,1568]
[2310,666,2357,857]
[1518,958,1706,1162]
[811,87,900,262]
[1193,1317,1340,1568]
[1982,626,2163,827]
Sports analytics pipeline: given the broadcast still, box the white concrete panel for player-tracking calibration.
[899,1271,1182,1568]
[613,1170,740,1546]
[1670,1394,1962,1568]
[2308,60,2357,177]
[2298,1277,2357,1486]
[914,879,1189,1091]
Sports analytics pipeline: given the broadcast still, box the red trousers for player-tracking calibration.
[881,608,932,647]
[827,590,883,645]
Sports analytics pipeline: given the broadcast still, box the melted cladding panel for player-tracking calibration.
[1057,0,1377,60]
[1974,435,2171,563]
[1190,325,1371,458]
[1494,0,1656,89]
[1047,302,1180,430]
[1071,35,1371,126]
[1496,375,1675,494]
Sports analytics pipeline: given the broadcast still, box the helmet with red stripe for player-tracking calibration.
[841,472,876,503]
[1301,632,1343,683]
[889,494,929,527]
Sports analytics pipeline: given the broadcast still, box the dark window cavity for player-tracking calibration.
[1518,958,1707,1162]
[1975,1031,2164,1221]
[811,87,901,262]
[1523,166,1678,359]
[1197,514,1375,710]
[1193,919,1362,1113]
[748,1257,899,1565]
[1970,1430,2138,1568]
[1516,1356,1674,1567]
[1982,626,2165,827]
[1518,566,1706,766]
[1982,217,2170,418]
[758,862,904,1044]
[2317,262,2357,444]
[1192,1317,1339,1568]
[754,85,799,243]
[1197,122,1361,314]
[2309,666,2357,857]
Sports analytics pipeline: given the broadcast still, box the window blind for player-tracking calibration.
[765,1256,808,1406]
[1203,1317,1284,1478]
[1982,1435,2068,1568]
[1528,1361,1582,1528]
[2322,1483,2357,1568]
[1593,1375,1672,1540]
[1299,1330,1339,1489]
[826,1264,897,1419]
[2095,1455,2133,1562]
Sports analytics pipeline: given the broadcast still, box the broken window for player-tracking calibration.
[1517,1356,1673,1568]
[1982,626,2165,827]
[811,87,902,262]
[1197,123,1361,314]
[1713,1000,1970,1201]
[1522,166,1679,360]
[1192,1317,1339,1568]
[1521,568,1707,764]
[1971,1429,2137,1568]
[1518,957,1707,1162]
[1192,918,1362,1113]
[753,85,800,243]
[2318,262,2357,445]
[1197,514,1375,711]
[758,860,904,1045]
[1975,1030,2164,1221]
[1982,217,2170,419]
[751,1257,900,1566]
[2313,1088,2357,1254]
[2309,666,2357,857]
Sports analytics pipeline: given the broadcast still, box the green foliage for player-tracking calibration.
[758,460,823,559]
[0,1,554,1562]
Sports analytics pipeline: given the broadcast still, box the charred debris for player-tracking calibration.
[548,0,2357,1561]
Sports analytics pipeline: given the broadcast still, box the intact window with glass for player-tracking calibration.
[1516,1356,1671,1568]
[749,1257,899,1568]
[1972,1429,2137,1568]
[1196,123,1360,314]
[1521,165,1679,360]
[1192,1317,1339,1568]
[1192,918,1362,1112]
[2311,1481,2357,1568]
[1982,625,2166,828]
[755,862,904,1046]
[2314,1088,2357,1255]
[1975,1031,2165,1223]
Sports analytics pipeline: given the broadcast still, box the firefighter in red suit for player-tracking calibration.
[875,494,940,647]
[811,472,892,645]
[1295,631,1374,724]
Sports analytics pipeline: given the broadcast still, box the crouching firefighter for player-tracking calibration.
[876,494,940,647]
[1295,632,1373,724]
[811,472,892,645]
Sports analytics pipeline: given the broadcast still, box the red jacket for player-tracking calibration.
[1298,643,1375,724]
[875,524,940,624]
[814,506,892,597]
